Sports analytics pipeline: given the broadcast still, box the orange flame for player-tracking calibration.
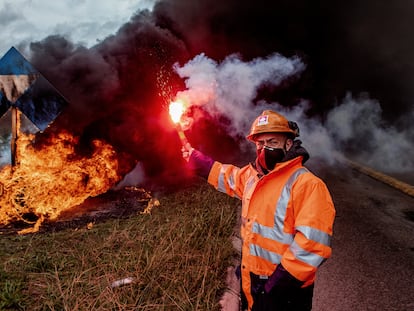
[0,130,121,233]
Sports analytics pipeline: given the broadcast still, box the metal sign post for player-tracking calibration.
[10,106,18,166]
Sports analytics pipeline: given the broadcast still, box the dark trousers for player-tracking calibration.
[248,274,314,311]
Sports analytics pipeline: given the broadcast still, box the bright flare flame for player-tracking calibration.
[169,99,185,124]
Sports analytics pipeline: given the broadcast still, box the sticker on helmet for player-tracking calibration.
[257,115,269,126]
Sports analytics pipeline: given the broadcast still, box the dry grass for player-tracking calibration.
[0,183,240,310]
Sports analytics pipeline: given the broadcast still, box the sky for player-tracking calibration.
[0,0,157,57]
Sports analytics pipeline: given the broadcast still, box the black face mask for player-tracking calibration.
[257,146,286,171]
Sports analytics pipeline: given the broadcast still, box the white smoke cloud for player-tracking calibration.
[173,53,305,139]
[173,53,336,162]
[173,53,414,176]
[280,94,414,175]
[113,162,146,189]
[326,93,414,174]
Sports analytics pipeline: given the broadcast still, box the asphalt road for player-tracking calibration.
[309,160,414,311]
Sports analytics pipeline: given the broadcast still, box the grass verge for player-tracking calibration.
[0,182,240,310]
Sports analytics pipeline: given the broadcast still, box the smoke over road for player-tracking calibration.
[18,0,414,187]
[172,54,414,175]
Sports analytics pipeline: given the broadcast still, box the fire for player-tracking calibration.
[0,130,121,234]
[169,99,186,124]
[168,99,193,146]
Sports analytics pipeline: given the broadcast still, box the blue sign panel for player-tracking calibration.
[0,47,67,131]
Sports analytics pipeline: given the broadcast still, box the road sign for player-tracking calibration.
[0,47,68,165]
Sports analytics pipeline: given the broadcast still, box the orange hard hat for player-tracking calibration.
[246,110,299,141]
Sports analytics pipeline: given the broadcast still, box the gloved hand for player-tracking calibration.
[181,142,194,162]
[264,264,304,293]
[181,147,215,180]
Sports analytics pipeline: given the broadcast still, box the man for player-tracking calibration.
[182,110,335,311]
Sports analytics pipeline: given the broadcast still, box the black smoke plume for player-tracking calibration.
[26,0,414,188]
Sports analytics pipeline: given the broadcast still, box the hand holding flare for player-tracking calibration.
[168,100,193,161]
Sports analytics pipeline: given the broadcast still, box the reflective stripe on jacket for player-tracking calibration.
[207,156,335,310]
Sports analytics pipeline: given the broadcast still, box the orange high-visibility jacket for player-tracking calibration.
[207,156,335,309]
